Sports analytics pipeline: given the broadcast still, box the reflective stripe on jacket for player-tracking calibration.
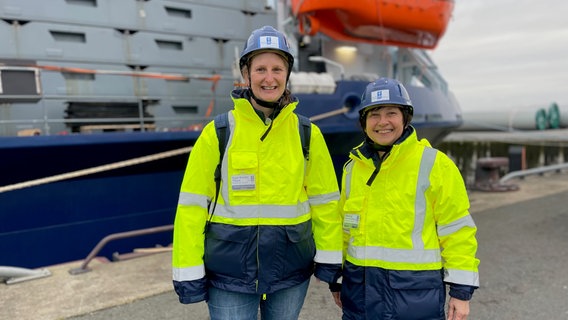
[172,91,342,297]
[340,127,479,283]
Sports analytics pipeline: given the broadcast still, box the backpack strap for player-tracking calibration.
[297,114,311,161]
[206,112,230,232]
[214,112,230,169]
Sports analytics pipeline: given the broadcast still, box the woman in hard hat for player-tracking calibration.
[333,77,479,320]
[172,26,343,320]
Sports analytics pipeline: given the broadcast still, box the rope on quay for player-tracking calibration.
[0,146,193,194]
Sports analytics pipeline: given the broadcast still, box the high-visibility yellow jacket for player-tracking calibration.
[339,127,479,318]
[172,89,343,303]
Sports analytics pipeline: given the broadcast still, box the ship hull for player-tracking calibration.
[0,132,196,268]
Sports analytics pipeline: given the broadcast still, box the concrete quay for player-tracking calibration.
[2,170,568,320]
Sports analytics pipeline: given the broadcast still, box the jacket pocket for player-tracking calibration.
[386,270,445,320]
[204,224,254,280]
[231,151,258,169]
[229,152,257,197]
[342,196,366,236]
[343,195,365,213]
[340,262,366,317]
[284,223,315,276]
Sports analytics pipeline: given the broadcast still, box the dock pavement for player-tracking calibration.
[2,170,568,320]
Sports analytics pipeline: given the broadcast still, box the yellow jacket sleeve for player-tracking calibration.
[304,124,343,265]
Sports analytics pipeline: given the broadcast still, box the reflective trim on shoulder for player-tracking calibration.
[173,264,205,282]
[178,192,209,208]
[444,268,480,287]
[348,245,442,264]
[437,215,477,237]
[308,191,340,205]
[314,249,343,264]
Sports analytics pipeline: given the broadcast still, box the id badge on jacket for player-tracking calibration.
[343,213,360,229]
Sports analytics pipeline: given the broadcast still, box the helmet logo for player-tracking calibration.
[259,36,280,49]
[371,89,390,103]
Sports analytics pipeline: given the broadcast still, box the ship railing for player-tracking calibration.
[68,225,173,275]
[0,115,213,136]
[1,103,354,137]
[500,162,568,184]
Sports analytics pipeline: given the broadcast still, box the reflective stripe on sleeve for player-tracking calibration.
[444,268,480,287]
[437,214,477,237]
[178,192,209,208]
[314,249,342,264]
[308,191,340,205]
[172,264,205,282]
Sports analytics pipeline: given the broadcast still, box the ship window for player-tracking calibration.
[50,31,86,43]
[155,40,183,51]
[62,72,95,81]
[173,105,198,114]
[65,101,155,133]
[65,0,97,7]
[0,68,41,101]
[165,7,192,19]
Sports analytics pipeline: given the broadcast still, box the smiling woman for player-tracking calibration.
[244,52,289,114]
[336,77,480,319]
[172,25,344,320]
[364,106,405,146]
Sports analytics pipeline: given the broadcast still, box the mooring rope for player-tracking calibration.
[0,146,193,194]
[0,107,350,194]
[309,106,349,121]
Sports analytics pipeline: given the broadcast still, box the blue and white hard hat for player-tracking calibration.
[358,77,414,126]
[239,26,294,77]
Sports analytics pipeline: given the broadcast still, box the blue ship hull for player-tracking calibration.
[0,132,196,268]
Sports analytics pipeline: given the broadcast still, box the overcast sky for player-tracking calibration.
[429,0,568,113]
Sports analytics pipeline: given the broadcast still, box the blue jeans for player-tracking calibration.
[207,278,310,320]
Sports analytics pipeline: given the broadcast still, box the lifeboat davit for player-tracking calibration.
[291,0,454,49]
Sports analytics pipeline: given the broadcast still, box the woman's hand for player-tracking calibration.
[447,297,470,320]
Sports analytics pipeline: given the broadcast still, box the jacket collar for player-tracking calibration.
[230,88,298,123]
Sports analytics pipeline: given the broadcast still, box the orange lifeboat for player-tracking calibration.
[291,0,454,49]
